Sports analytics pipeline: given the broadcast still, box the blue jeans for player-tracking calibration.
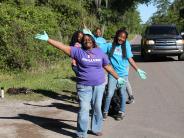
[126,66,133,97]
[77,83,105,138]
[104,75,128,113]
[126,79,133,97]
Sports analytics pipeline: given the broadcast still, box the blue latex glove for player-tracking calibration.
[82,28,93,36]
[137,69,147,79]
[117,77,126,87]
[35,31,49,41]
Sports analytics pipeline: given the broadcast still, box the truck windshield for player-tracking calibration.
[147,26,179,35]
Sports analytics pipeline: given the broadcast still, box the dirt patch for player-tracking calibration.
[0,98,78,138]
[16,123,44,138]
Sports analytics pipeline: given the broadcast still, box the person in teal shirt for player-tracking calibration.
[94,28,107,47]
[102,29,147,121]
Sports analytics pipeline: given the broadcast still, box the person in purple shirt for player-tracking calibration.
[83,26,107,53]
[35,31,126,138]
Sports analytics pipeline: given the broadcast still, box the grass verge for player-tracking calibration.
[0,58,76,101]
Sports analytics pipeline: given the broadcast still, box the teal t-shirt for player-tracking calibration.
[106,40,133,77]
[95,37,107,53]
[95,36,106,44]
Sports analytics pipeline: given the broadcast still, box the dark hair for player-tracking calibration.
[109,29,128,58]
[94,27,102,37]
[81,34,98,49]
[69,31,83,46]
[95,27,102,32]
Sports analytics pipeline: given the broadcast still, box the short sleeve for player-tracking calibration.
[126,41,133,58]
[70,47,78,59]
[102,52,110,66]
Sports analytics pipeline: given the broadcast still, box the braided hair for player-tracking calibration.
[109,29,128,58]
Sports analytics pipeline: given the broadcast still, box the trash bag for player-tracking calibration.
[102,86,121,116]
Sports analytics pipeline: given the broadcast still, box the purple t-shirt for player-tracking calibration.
[70,47,109,86]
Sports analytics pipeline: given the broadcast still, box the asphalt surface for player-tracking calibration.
[0,35,184,138]
[93,35,184,138]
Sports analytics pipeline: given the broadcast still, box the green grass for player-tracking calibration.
[0,58,77,101]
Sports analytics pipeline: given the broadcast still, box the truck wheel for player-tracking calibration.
[141,48,145,58]
[178,53,184,61]
[141,49,150,61]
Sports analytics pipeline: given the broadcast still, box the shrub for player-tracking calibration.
[0,3,64,70]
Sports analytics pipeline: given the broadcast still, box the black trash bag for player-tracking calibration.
[7,87,34,95]
[108,88,121,116]
[102,86,121,116]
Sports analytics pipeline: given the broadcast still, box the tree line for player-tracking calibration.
[148,0,184,32]
[0,0,150,71]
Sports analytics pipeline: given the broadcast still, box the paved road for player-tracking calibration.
[100,35,184,138]
[0,35,184,138]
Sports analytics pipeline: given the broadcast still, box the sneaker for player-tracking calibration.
[89,131,103,136]
[115,112,125,121]
[75,136,84,138]
[126,99,135,104]
[126,95,135,104]
[103,112,108,120]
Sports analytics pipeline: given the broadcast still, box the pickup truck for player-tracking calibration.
[141,24,184,60]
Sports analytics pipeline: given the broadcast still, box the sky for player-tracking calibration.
[138,0,174,23]
[137,3,157,23]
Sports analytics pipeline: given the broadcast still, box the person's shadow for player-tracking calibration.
[19,88,80,137]
[24,102,79,113]
[21,91,79,137]
[0,114,77,137]
[34,89,78,104]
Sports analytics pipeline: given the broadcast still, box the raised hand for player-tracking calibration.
[82,28,93,36]
[35,31,49,41]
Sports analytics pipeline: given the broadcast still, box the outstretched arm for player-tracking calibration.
[35,31,71,56]
[128,57,138,71]
[48,39,71,56]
